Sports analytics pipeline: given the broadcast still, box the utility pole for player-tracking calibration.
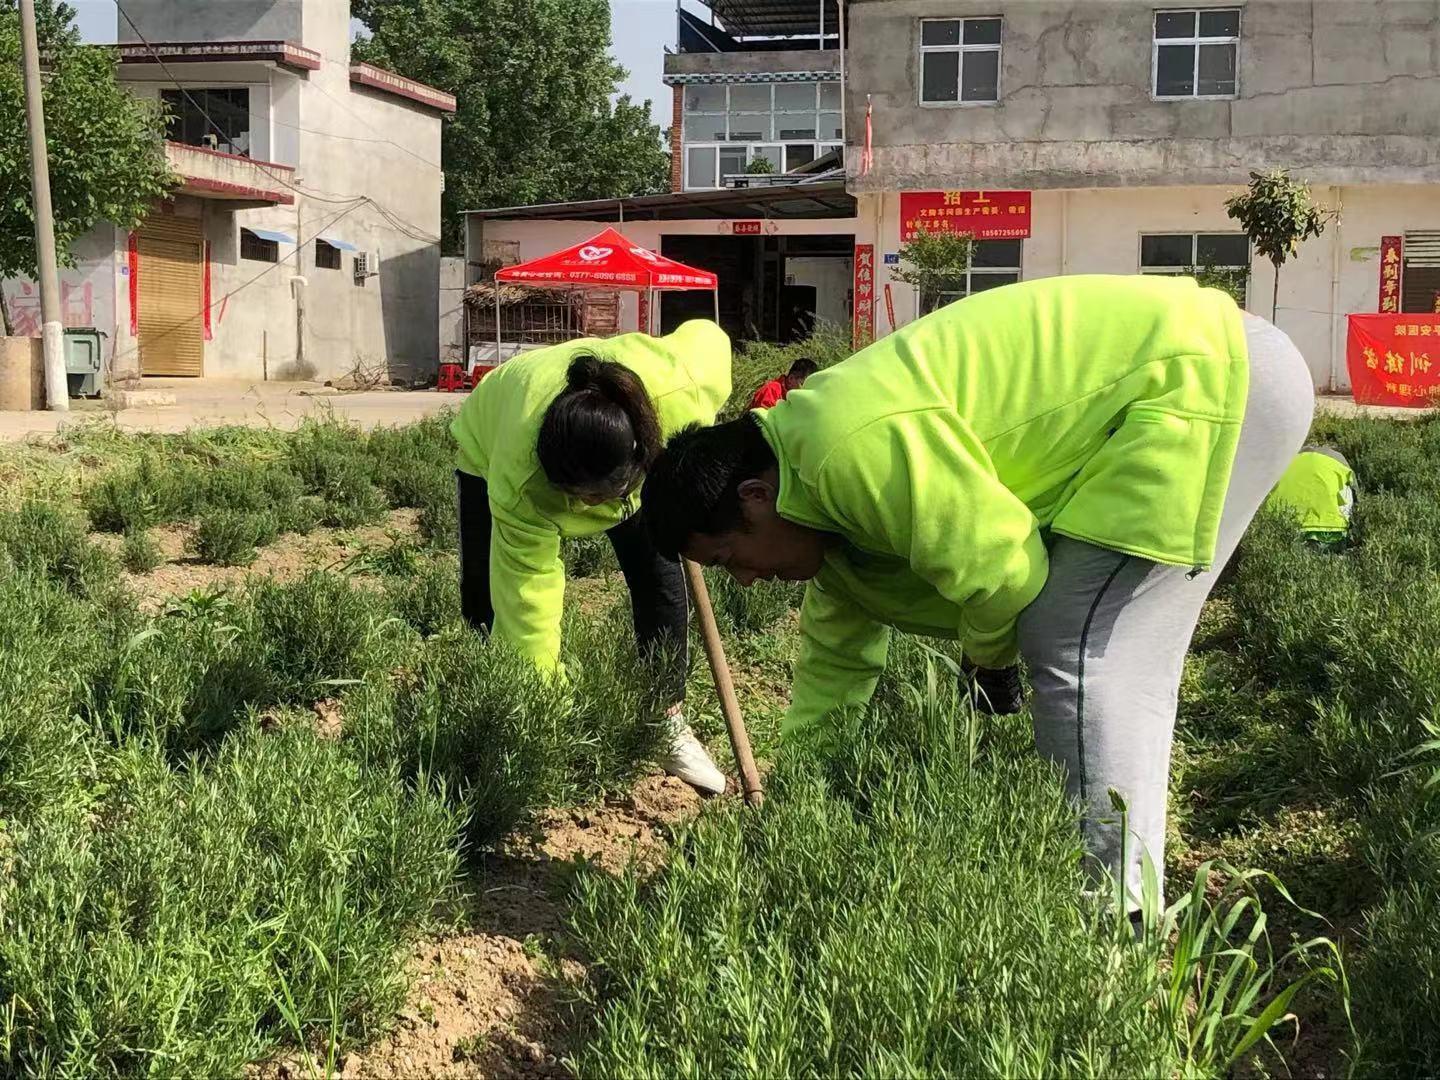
[18,0,70,412]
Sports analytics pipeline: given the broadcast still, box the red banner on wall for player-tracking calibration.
[853,244,875,349]
[1379,236,1403,314]
[900,191,1032,242]
[1347,314,1440,407]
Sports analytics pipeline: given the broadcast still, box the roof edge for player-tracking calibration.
[463,179,854,221]
[349,62,458,114]
[115,39,322,72]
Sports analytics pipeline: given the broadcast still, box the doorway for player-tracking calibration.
[659,232,854,343]
[136,215,205,376]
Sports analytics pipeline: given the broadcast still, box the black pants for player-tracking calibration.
[456,470,690,701]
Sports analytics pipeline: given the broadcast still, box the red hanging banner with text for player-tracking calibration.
[853,244,875,349]
[1347,313,1440,407]
[1379,236,1403,314]
[900,191,1032,242]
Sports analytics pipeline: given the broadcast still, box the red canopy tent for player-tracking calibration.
[489,227,718,360]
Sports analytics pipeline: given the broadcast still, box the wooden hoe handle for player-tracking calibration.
[683,559,764,807]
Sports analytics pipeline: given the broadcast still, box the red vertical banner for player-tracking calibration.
[637,291,650,334]
[853,244,875,349]
[883,282,896,332]
[203,241,213,341]
[127,232,140,336]
[1380,236,1403,314]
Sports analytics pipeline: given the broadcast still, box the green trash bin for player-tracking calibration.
[64,327,104,398]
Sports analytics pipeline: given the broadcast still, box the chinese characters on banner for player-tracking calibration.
[731,220,763,235]
[1379,236,1403,313]
[900,191,1032,242]
[1346,314,1440,407]
[853,244,875,349]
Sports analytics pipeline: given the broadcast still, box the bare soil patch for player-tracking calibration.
[95,510,424,608]
[264,776,706,1079]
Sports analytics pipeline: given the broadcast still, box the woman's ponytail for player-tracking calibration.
[537,353,662,499]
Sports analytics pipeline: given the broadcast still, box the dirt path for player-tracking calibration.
[265,776,705,1080]
[92,509,428,607]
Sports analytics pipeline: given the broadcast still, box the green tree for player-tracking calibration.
[0,0,172,334]
[352,0,668,252]
[1224,169,1330,321]
[892,229,976,314]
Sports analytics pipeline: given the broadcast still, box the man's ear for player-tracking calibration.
[736,476,777,508]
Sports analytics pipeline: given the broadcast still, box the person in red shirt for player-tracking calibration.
[749,357,817,410]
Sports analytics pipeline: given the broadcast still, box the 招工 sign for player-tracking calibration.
[900,191,1032,242]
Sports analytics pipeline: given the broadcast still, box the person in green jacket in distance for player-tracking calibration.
[451,320,733,795]
[641,276,1315,908]
[1264,445,1357,547]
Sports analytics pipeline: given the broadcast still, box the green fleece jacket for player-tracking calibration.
[451,320,731,668]
[1264,450,1355,537]
[755,275,1250,741]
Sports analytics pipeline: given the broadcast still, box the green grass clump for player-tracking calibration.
[705,568,801,635]
[0,728,461,1077]
[191,509,277,566]
[417,487,458,550]
[384,558,461,637]
[120,528,163,574]
[286,419,389,528]
[572,649,1172,1077]
[562,534,611,578]
[368,414,456,510]
[83,452,200,533]
[247,571,404,705]
[0,499,116,598]
[348,607,664,851]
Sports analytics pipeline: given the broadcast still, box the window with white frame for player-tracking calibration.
[1140,232,1250,304]
[919,17,1002,105]
[1153,9,1240,98]
[682,81,843,190]
[920,239,1022,314]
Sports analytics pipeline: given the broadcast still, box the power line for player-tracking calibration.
[112,0,442,241]
[105,199,370,370]
[105,0,446,169]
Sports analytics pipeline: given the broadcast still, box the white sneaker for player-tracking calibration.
[661,715,727,796]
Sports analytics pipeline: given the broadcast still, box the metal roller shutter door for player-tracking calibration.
[137,217,205,376]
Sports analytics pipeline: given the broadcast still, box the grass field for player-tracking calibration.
[0,367,1435,1076]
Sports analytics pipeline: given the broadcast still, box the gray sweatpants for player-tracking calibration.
[1016,314,1314,908]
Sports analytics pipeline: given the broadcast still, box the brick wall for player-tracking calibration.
[669,84,683,192]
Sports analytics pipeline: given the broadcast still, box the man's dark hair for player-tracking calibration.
[643,414,777,558]
[788,357,818,379]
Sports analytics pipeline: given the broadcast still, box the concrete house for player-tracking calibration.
[2,0,454,385]
[473,0,1440,391]
[848,0,1440,389]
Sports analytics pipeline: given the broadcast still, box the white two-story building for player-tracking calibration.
[2,0,453,386]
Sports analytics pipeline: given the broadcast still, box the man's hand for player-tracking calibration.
[972,664,1024,716]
